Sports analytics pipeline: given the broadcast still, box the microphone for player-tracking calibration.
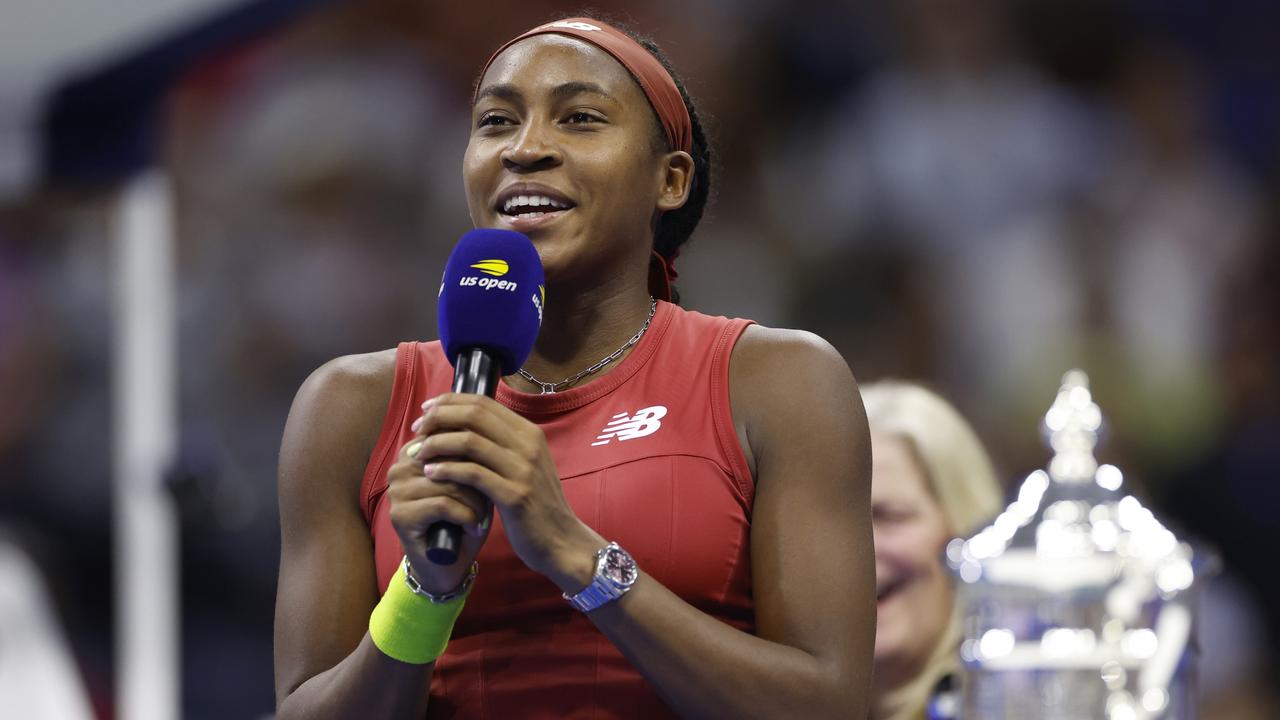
[428,228,544,565]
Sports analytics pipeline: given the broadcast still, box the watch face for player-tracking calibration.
[601,546,638,586]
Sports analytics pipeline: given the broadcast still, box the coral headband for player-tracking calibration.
[476,18,693,155]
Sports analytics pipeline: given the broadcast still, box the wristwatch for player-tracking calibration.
[564,542,639,612]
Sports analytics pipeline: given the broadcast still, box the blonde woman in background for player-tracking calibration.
[862,381,1005,720]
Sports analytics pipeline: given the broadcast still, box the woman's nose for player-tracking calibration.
[501,120,561,171]
[871,524,899,562]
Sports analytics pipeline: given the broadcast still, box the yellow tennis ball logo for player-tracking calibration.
[470,259,509,277]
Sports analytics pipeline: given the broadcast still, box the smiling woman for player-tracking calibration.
[273,16,875,720]
[861,381,1004,720]
[464,20,704,307]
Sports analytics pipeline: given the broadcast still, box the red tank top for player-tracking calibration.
[360,301,756,719]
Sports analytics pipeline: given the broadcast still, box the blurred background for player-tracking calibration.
[1,0,1276,717]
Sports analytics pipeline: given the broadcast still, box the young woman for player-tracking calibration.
[861,381,1004,720]
[274,17,874,718]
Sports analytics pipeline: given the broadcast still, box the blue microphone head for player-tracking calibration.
[438,229,544,372]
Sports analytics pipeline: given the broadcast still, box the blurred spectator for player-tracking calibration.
[861,380,1004,720]
[1160,179,1280,718]
[768,0,1107,440]
[164,15,471,714]
[1196,574,1280,720]
[1087,39,1260,474]
[0,205,58,468]
[784,238,940,383]
[1,192,116,717]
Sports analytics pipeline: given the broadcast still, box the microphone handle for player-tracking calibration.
[426,347,502,565]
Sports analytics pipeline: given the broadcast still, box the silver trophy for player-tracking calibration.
[949,370,1211,719]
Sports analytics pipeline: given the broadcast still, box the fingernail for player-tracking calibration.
[410,415,424,433]
[479,514,491,532]
[422,397,438,411]
[405,440,423,458]
[422,462,436,477]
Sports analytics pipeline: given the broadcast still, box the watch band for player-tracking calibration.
[566,579,624,613]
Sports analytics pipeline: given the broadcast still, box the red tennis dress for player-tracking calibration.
[361,301,756,718]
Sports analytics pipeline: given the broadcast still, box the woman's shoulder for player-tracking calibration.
[729,325,861,422]
[726,324,866,480]
[731,324,853,380]
[666,303,846,369]
[297,348,399,413]
[281,349,401,500]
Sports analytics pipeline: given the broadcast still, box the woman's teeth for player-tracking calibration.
[502,194,570,216]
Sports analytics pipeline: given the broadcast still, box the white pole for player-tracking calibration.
[112,169,179,720]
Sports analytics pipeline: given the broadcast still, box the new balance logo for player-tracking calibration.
[592,406,667,446]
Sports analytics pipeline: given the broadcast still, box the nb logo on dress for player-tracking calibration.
[592,406,667,446]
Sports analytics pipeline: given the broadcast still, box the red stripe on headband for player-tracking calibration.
[476,18,693,155]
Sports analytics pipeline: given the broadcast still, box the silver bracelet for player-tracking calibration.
[402,555,477,604]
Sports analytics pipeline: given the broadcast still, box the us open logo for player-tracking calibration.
[460,258,518,292]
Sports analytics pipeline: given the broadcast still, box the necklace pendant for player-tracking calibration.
[539,382,556,395]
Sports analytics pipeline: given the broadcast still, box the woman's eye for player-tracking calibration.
[478,113,513,128]
[873,506,917,524]
[566,111,602,124]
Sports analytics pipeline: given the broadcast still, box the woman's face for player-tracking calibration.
[464,35,675,289]
[870,431,954,691]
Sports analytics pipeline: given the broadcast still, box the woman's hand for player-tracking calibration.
[386,407,493,595]
[411,393,603,592]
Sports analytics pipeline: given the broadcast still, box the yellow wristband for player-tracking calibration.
[369,560,471,664]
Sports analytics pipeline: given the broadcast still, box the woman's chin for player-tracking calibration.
[871,642,922,692]
[873,614,910,661]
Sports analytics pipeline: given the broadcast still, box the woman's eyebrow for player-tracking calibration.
[475,81,614,105]
[475,83,521,104]
[550,81,612,102]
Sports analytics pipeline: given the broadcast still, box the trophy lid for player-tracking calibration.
[948,370,1196,598]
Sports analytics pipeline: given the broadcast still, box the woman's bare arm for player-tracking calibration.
[273,351,436,719]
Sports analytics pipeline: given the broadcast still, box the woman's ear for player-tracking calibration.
[656,151,695,211]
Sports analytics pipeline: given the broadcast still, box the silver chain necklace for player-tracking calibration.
[518,296,657,395]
